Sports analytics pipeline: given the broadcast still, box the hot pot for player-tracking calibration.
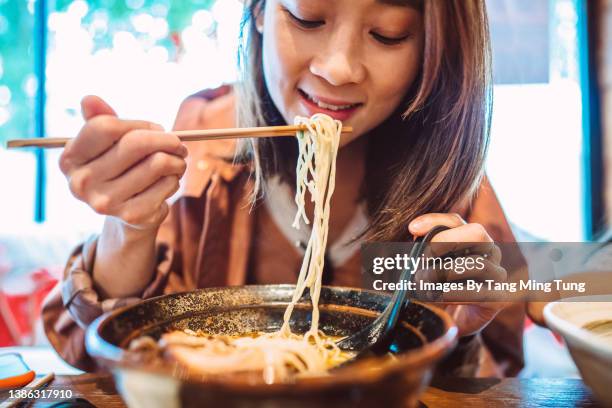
[86,285,457,408]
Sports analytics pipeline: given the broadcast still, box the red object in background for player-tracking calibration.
[0,269,58,347]
[0,370,35,388]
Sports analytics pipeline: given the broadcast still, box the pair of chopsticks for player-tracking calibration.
[6,125,353,149]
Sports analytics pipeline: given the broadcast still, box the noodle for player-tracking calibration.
[281,114,341,342]
[130,114,344,383]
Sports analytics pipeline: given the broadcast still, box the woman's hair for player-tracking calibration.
[236,0,492,242]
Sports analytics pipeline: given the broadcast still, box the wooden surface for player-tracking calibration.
[0,374,601,407]
[422,377,601,407]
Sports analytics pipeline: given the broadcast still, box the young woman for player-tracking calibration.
[43,0,525,377]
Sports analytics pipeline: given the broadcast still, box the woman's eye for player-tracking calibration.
[371,32,410,46]
[285,10,325,29]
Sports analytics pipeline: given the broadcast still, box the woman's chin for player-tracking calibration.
[338,131,366,149]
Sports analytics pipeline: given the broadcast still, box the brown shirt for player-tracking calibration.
[42,86,525,376]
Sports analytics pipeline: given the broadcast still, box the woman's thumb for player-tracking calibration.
[81,95,117,120]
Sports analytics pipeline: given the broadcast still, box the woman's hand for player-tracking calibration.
[409,213,511,337]
[60,96,188,231]
[58,96,189,299]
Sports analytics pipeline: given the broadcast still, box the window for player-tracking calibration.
[486,0,589,241]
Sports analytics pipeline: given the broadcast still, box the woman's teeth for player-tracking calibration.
[304,93,358,111]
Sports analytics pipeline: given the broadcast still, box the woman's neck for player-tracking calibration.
[335,136,367,209]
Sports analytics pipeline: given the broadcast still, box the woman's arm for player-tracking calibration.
[41,92,224,370]
[42,205,182,371]
[93,219,159,299]
[59,96,187,298]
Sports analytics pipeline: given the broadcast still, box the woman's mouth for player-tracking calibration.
[298,89,362,121]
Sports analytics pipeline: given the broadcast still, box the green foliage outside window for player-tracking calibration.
[0,1,35,144]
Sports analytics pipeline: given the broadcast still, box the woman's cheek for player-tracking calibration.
[262,20,292,116]
[263,17,313,120]
[372,49,420,104]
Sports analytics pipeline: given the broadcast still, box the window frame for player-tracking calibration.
[34,0,48,223]
[578,0,605,240]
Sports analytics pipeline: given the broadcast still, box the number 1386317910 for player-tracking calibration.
[7,388,73,401]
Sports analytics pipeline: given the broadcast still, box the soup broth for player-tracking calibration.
[129,329,355,384]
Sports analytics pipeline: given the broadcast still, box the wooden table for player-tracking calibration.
[0,374,602,407]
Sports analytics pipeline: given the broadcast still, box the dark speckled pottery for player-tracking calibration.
[86,285,457,408]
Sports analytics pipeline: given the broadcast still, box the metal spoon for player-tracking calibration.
[335,225,450,360]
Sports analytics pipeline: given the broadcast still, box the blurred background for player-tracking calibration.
[0,0,609,377]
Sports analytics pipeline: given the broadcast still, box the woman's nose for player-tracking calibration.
[309,32,366,86]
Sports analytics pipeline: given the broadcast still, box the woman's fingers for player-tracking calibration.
[444,304,508,337]
[64,128,187,206]
[409,214,497,261]
[116,175,181,229]
[86,130,187,181]
[422,235,500,264]
[409,213,466,236]
[430,223,493,243]
[60,115,161,174]
[410,214,493,244]
[86,152,187,214]
[81,95,117,120]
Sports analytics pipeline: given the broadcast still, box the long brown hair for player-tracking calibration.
[236,0,492,242]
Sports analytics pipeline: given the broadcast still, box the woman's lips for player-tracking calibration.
[298,90,362,122]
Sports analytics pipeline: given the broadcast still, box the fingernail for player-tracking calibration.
[180,144,189,157]
[410,220,423,231]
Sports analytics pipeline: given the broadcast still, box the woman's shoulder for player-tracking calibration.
[172,85,250,199]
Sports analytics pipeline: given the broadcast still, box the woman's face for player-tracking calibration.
[260,0,424,147]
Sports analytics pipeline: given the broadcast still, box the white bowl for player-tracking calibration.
[544,296,612,406]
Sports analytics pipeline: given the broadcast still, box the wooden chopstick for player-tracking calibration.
[6,125,353,149]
